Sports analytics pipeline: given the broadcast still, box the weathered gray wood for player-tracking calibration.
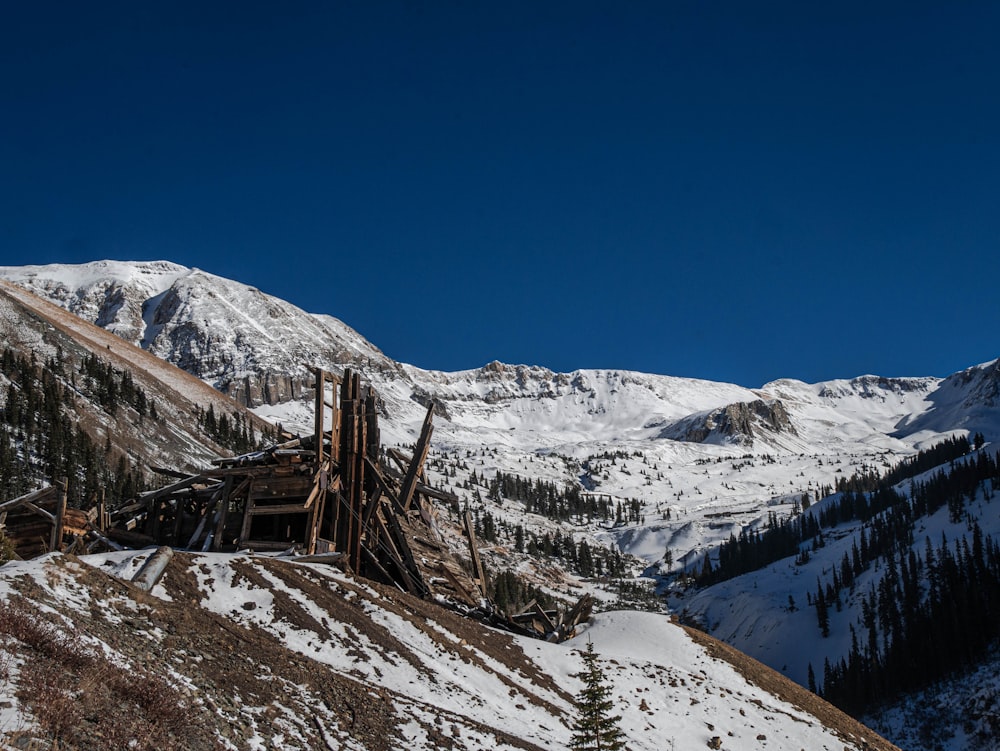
[248,502,314,516]
[132,546,173,592]
[139,474,208,501]
[238,482,256,547]
[462,510,487,597]
[249,475,314,500]
[186,485,224,548]
[437,563,478,606]
[415,483,459,503]
[212,475,243,552]
[314,367,326,464]
[49,481,68,553]
[399,403,434,513]
[0,486,57,513]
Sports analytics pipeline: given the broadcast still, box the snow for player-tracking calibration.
[4,259,1000,749]
[0,550,880,749]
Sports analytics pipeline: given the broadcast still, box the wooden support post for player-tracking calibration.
[463,510,487,599]
[49,479,68,553]
[399,402,435,513]
[350,395,366,574]
[364,386,380,463]
[148,497,164,541]
[212,476,243,552]
[238,482,256,548]
[170,493,187,546]
[97,489,107,533]
[314,368,326,464]
[335,370,358,554]
[186,484,224,549]
[329,374,342,466]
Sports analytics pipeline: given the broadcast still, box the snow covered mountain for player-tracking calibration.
[3,259,999,750]
[3,261,996,574]
[0,260,401,406]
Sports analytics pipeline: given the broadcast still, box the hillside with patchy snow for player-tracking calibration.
[0,549,897,750]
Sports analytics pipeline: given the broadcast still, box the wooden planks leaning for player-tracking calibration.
[0,367,593,642]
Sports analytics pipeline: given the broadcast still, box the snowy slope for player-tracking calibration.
[0,550,897,750]
[677,446,1000,751]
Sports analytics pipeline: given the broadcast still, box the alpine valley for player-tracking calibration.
[2,259,1000,751]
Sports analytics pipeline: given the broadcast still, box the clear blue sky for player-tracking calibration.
[2,2,998,387]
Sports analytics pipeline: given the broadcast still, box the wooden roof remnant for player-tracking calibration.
[0,367,594,642]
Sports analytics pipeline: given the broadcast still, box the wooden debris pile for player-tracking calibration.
[0,367,594,642]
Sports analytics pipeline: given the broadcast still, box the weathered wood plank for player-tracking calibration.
[248,502,314,516]
[249,475,314,500]
[139,474,209,501]
[314,367,326,464]
[0,486,58,513]
[398,404,435,513]
[462,510,487,598]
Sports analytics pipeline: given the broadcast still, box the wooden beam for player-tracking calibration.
[49,481,68,553]
[237,481,256,547]
[248,502,315,516]
[96,489,106,533]
[364,457,403,514]
[415,482,459,504]
[531,601,557,633]
[186,484,225,549]
[150,466,193,479]
[462,510,487,598]
[212,475,244,552]
[399,402,435,512]
[437,564,477,606]
[372,510,418,593]
[22,501,55,523]
[139,474,208,501]
[0,486,57,513]
[314,367,326,464]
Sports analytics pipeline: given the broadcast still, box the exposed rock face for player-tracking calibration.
[0,261,402,407]
[818,375,935,400]
[950,359,1000,408]
[673,399,796,446]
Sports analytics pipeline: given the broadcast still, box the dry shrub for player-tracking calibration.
[0,598,209,750]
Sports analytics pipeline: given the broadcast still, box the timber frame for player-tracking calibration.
[0,367,594,642]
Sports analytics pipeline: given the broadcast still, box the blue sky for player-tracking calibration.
[2,2,998,387]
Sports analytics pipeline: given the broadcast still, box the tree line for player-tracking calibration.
[0,347,149,508]
[696,436,979,587]
[808,445,1000,716]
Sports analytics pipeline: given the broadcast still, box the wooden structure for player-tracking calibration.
[0,368,594,642]
[92,368,480,607]
[0,481,95,559]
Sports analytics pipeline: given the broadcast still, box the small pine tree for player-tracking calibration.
[570,640,626,750]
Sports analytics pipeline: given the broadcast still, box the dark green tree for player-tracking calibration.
[570,640,626,751]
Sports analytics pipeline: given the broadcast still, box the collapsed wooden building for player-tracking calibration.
[0,368,593,642]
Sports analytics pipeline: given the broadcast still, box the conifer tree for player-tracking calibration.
[570,640,626,751]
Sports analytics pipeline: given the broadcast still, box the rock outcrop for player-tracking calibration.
[668,399,797,446]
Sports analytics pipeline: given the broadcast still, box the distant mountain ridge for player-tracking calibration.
[5,260,993,449]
